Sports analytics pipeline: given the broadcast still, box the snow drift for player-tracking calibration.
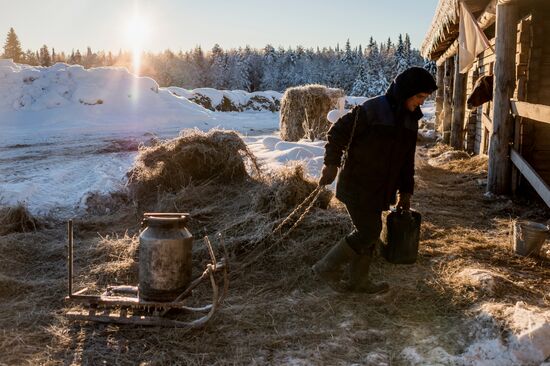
[0,59,213,140]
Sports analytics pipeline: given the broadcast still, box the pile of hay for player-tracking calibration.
[426,144,488,174]
[127,129,260,203]
[253,164,332,215]
[280,84,345,141]
[0,204,38,235]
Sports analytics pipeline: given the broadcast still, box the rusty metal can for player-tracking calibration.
[138,213,193,301]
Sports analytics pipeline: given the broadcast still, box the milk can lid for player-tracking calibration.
[142,213,189,228]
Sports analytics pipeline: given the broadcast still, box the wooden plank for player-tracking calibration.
[481,112,493,133]
[66,311,208,328]
[435,65,445,130]
[442,57,455,143]
[66,294,188,309]
[510,100,550,124]
[451,54,468,149]
[510,148,550,207]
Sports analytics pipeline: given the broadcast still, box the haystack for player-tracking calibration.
[127,129,260,203]
[280,84,345,141]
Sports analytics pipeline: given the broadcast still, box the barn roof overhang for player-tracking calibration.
[421,0,495,61]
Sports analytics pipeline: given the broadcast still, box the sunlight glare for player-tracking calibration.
[124,13,151,74]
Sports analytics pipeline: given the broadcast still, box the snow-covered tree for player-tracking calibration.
[395,34,408,74]
[350,62,369,96]
[227,50,250,91]
[209,44,228,89]
[260,44,279,90]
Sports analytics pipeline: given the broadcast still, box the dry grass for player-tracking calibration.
[0,204,39,235]
[1,143,549,365]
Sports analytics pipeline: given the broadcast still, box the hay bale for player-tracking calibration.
[280,84,345,142]
[127,129,260,202]
[254,164,332,215]
[217,95,241,112]
[0,204,38,235]
[245,95,277,112]
[189,93,215,111]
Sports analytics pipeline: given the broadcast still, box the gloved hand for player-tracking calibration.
[396,192,412,212]
[318,164,338,186]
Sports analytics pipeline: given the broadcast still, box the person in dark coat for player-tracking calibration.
[312,67,437,293]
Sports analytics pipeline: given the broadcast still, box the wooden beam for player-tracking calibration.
[437,40,459,67]
[451,53,468,149]
[482,112,493,133]
[510,99,550,124]
[510,148,550,207]
[487,2,519,195]
[435,64,445,130]
[442,57,455,144]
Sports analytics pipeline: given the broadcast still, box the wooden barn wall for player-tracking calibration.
[520,6,550,187]
[470,37,496,155]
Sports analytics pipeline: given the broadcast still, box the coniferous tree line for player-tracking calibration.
[2,27,435,97]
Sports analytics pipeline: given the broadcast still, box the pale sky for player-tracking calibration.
[1,0,439,54]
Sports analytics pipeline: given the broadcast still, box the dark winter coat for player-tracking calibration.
[324,67,437,211]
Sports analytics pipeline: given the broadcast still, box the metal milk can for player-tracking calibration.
[138,213,193,301]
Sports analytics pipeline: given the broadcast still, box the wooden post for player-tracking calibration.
[487,2,518,195]
[435,64,445,131]
[466,68,479,154]
[442,57,454,144]
[451,53,468,149]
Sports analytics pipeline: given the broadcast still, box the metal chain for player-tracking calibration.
[241,186,324,268]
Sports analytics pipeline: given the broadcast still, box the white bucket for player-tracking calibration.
[512,220,548,256]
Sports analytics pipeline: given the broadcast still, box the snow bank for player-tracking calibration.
[243,134,326,180]
[0,60,213,141]
[168,86,282,112]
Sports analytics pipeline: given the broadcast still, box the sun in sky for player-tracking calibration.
[123,11,152,74]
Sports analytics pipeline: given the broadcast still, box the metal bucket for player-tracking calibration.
[512,220,548,257]
[138,213,193,301]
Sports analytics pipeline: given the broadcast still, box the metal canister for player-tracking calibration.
[138,213,193,301]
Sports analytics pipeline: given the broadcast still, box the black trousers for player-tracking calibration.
[345,204,383,255]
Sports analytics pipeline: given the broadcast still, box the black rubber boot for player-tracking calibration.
[312,238,355,290]
[347,250,389,294]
